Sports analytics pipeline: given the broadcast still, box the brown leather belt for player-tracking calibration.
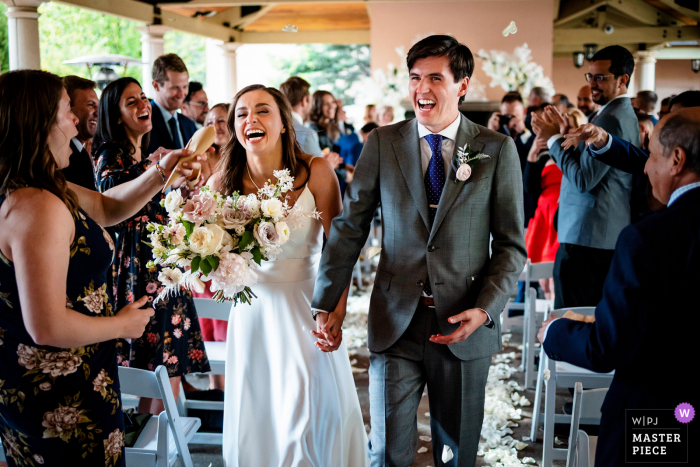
[420,296,435,307]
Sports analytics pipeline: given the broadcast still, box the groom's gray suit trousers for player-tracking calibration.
[367,303,491,467]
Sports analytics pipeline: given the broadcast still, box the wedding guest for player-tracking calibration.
[336,98,355,136]
[363,104,377,124]
[488,92,534,170]
[577,85,599,118]
[669,90,700,111]
[146,54,197,155]
[551,93,570,114]
[93,77,211,415]
[532,45,639,309]
[181,81,209,128]
[279,76,324,157]
[61,75,99,191]
[0,69,199,466]
[308,90,354,188]
[658,94,675,120]
[376,104,394,126]
[528,86,551,107]
[635,90,658,125]
[538,108,700,466]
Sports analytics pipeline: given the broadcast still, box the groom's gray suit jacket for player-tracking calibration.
[312,115,527,361]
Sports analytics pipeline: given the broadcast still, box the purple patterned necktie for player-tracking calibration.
[423,133,445,296]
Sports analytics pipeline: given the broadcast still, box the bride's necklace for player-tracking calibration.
[246,163,292,192]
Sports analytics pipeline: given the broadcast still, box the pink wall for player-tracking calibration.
[367,1,554,102]
[552,56,700,114]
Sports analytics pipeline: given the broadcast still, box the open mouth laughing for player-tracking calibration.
[418,99,436,111]
[245,128,265,142]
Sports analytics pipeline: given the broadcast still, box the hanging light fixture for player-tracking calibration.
[692,59,700,73]
[584,43,598,61]
[573,52,585,68]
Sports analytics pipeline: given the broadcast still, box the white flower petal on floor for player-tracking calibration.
[418,447,428,453]
[442,445,454,463]
[420,435,432,442]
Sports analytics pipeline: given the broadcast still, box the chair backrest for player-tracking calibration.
[193,298,231,321]
[118,365,194,467]
[568,382,605,467]
[118,366,164,399]
[567,382,584,467]
[527,260,555,282]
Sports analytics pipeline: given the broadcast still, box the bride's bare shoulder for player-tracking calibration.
[207,171,224,192]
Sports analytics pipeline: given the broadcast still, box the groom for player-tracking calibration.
[312,35,526,467]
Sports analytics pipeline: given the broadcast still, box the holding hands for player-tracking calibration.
[312,306,346,352]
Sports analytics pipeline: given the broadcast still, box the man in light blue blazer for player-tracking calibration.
[280,76,323,157]
[533,45,640,309]
[312,36,526,467]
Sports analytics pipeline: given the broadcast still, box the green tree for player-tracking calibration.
[273,44,370,105]
[37,2,143,81]
[0,3,9,73]
[164,30,206,84]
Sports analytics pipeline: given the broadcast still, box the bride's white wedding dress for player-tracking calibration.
[222,186,369,467]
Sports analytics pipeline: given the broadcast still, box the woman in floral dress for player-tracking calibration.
[92,77,210,415]
[0,71,199,466]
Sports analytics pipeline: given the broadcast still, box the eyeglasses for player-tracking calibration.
[584,73,615,84]
[188,101,209,109]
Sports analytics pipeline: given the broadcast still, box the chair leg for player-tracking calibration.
[520,306,529,372]
[542,356,557,467]
[530,346,546,442]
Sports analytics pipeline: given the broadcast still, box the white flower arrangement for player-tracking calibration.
[477,43,555,101]
[146,170,320,305]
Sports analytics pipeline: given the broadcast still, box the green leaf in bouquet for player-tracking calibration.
[207,255,220,271]
[191,256,201,273]
[183,220,195,239]
[238,231,255,251]
[200,259,212,276]
[141,241,153,248]
[251,246,262,266]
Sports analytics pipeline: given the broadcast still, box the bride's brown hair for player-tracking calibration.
[218,84,309,196]
[0,70,79,213]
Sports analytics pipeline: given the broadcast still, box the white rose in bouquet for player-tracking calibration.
[275,221,290,245]
[254,221,280,249]
[164,189,184,214]
[189,224,225,256]
[158,268,183,286]
[261,198,284,220]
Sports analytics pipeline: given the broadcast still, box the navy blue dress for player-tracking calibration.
[0,193,125,466]
[94,145,210,377]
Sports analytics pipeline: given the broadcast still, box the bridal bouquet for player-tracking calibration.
[145,169,320,305]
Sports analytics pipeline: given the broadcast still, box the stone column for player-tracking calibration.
[137,25,171,98]
[220,42,242,103]
[636,51,658,92]
[3,0,43,70]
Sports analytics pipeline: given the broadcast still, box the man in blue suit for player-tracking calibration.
[538,108,700,466]
[146,54,197,157]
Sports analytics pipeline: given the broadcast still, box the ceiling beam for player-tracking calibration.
[652,0,700,22]
[612,0,678,26]
[555,0,606,27]
[58,0,237,41]
[554,25,700,45]
[231,4,274,29]
[239,29,369,44]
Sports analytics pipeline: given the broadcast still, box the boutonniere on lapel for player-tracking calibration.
[452,143,491,183]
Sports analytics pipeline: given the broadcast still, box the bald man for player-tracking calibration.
[539,108,700,466]
[577,85,599,118]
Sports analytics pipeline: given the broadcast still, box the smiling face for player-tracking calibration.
[206,106,230,147]
[153,70,189,112]
[119,83,152,141]
[71,88,99,142]
[321,94,337,120]
[233,89,285,158]
[577,86,596,114]
[48,89,79,169]
[183,89,209,124]
[409,55,468,133]
[588,60,628,105]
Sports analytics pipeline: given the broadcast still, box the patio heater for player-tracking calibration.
[62,54,145,90]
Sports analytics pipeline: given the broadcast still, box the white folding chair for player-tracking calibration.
[567,383,607,467]
[500,264,527,332]
[529,306,614,467]
[119,365,201,467]
[522,288,554,388]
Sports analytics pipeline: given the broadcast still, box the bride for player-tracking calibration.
[208,84,368,467]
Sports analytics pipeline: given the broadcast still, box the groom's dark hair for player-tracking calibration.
[406,35,474,104]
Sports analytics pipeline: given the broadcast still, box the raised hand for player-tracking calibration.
[159,149,205,179]
[543,106,570,136]
[561,123,609,151]
[531,112,561,142]
[429,308,488,345]
[115,295,154,339]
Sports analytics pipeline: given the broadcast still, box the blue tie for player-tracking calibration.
[423,133,445,297]
[168,117,183,149]
[424,134,445,226]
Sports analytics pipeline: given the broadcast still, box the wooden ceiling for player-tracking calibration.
[243,3,369,31]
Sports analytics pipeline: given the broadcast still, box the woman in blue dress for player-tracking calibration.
[0,70,201,466]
